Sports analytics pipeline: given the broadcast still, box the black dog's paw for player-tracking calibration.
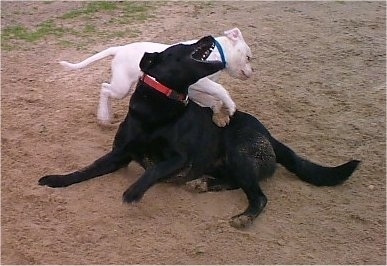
[38,175,68,188]
[229,214,254,229]
[122,187,144,203]
[185,178,209,193]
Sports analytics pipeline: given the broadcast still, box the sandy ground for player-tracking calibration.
[1,1,386,265]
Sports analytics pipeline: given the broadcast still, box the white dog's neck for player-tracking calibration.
[212,36,230,67]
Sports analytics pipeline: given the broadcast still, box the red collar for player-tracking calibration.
[141,74,189,105]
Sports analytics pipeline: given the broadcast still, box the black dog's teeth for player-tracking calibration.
[193,44,214,61]
[201,49,211,60]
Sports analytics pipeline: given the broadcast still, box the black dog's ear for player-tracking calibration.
[140,52,159,72]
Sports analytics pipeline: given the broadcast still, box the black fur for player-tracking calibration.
[39,36,360,228]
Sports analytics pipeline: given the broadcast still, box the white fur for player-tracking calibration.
[60,28,253,126]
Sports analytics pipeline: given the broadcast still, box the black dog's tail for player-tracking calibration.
[269,136,360,186]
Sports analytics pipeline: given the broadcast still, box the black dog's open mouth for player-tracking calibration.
[191,40,215,62]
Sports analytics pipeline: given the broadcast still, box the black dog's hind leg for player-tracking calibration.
[226,134,277,228]
[228,172,269,229]
[39,146,132,188]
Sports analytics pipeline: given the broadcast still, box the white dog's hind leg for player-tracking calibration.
[98,82,115,125]
[98,82,137,126]
[96,46,144,125]
[97,68,139,126]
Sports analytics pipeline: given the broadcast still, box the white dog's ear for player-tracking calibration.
[224,28,244,42]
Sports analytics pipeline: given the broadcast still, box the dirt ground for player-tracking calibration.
[1,1,386,265]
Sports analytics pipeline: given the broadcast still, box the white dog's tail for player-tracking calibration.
[59,46,121,70]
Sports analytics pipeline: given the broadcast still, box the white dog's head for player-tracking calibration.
[223,28,253,80]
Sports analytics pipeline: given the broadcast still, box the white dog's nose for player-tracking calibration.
[241,68,253,79]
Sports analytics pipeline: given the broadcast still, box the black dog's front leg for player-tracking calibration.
[39,145,132,188]
[39,117,143,188]
[122,156,187,203]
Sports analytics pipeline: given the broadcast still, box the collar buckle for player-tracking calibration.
[169,90,189,106]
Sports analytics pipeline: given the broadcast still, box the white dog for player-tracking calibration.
[60,28,253,126]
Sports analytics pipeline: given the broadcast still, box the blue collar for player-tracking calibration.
[214,39,226,68]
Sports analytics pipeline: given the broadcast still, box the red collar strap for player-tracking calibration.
[141,74,189,105]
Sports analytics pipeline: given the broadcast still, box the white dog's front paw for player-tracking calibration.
[212,111,231,127]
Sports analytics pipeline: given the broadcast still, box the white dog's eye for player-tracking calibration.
[247,56,251,61]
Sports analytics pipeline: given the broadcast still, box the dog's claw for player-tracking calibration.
[212,112,230,127]
[227,104,236,116]
[212,102,236,127]
[229,214,254,229]
[185,178,209,193]
[122,187,144,203]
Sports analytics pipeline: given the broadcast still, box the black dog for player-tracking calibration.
[39,36,360,228]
